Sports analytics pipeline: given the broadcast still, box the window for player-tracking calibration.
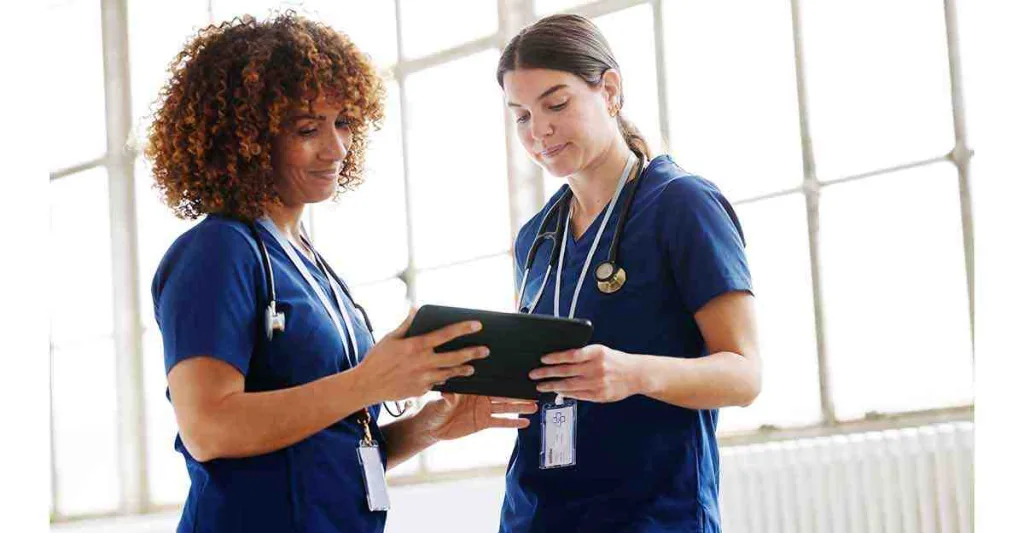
[50,168,120,516]
[398,0,498,60]
[49,0,107,173]
[799,0,955,180]
[49,0,977,523]
[819,162,972,420]
[662,0,803,202]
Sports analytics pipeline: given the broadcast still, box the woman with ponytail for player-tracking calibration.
[497,14,761,533]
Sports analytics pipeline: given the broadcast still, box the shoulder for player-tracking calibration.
[174,215,259,258]
[643,155,728,208]
[642,155,745,243]
[154,216,262,289]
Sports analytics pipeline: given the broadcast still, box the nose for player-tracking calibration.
[529,113,554,141]
[320,128,350,163]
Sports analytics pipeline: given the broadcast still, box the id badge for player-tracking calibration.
[356,444,391,511]
[540,396,577,469]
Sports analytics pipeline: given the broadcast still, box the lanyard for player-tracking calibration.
[553,153,636,319]
[256,217,359,368]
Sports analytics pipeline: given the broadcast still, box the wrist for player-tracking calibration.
[343,364,382,410]
[409,400,443,445]
[629,354,659,397]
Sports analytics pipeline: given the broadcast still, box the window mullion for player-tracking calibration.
[790,0,836,426]
[943,0,975,353]
[101,0,148,514]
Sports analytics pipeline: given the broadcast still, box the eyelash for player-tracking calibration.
[516,101,568,124]
[298,120,352,137]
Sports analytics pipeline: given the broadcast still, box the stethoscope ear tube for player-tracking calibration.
[518,154,647,310]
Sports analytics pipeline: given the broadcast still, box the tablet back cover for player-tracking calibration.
[405,305,593,400]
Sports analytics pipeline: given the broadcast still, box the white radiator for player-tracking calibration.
[720,422,974,533]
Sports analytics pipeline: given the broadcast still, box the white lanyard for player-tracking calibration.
[256,217,359,367]
[553,153,636,319]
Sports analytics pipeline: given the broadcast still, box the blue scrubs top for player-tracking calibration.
[501,155,752,533]
[152,215,387,533]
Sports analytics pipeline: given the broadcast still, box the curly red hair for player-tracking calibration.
[145,11,386,220]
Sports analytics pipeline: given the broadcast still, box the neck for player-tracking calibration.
[264,201,306,244]
[567,139,634,219]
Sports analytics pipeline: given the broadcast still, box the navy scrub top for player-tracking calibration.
[500,155,753,533]
[152,215,387,533]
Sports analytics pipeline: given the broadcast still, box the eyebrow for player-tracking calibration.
[507,84,569,108]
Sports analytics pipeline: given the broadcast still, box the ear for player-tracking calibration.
[600,69,623,114]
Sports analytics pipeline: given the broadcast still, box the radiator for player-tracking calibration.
[719,422,974,533]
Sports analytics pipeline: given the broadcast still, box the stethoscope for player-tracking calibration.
[245,221,408,418]
[517,153,646,315]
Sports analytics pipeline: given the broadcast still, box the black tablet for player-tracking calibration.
[405,304,593,400]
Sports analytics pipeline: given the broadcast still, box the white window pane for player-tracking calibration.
[351,277,411,340]
[594,4,663,156]
[664,0,804,201]
[47,0,106,172]
[405,51,511,269]
[720,194,821,433]
[143,330,189,506]
[309,0,399,67]
[52,338,120,515]
[398,0,497,60]
[210,1,398,66]
[50,168,115,344]
[135,159,197,330]
[314,81,408,285]
[211,0,290,21]
[415,254,516,313]
[534,0,590,17]
[819,162,973,420]
[801,0,954,180]
[128,0,210,131]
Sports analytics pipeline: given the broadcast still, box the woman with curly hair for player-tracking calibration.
[147,12,535,533]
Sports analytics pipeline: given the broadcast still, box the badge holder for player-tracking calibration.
[539,394,577,469]
[356,412,390,511]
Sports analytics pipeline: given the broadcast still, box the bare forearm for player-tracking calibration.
[183,369,377,461]
[380,409,439,470]
[633,351,761,409]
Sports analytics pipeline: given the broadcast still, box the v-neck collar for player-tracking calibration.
[566,174,643,253]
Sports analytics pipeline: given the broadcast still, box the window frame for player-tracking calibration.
[49,0,975,522]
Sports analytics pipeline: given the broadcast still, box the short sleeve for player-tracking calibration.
[660,176,753,313]
[152,222,261,376]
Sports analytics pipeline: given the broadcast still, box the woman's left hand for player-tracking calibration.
[420,394,537,442]
[530,344,644,403]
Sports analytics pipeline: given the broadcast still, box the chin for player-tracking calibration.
[307,186,338,204]
[537,157,579,179]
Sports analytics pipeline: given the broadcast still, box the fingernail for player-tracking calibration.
[479,347,491,358]
[471,321,483,332]
[466,367,475,376]
[528,371,539,379]
[536,384,548,392]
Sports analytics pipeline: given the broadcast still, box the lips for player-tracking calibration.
[540,144,566,158]
[309,169,339,180]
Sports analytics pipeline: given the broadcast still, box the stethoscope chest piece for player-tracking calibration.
[265,301,287,340]
[594,261,627,294]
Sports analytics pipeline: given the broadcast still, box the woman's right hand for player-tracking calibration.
[354,309,490,404]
